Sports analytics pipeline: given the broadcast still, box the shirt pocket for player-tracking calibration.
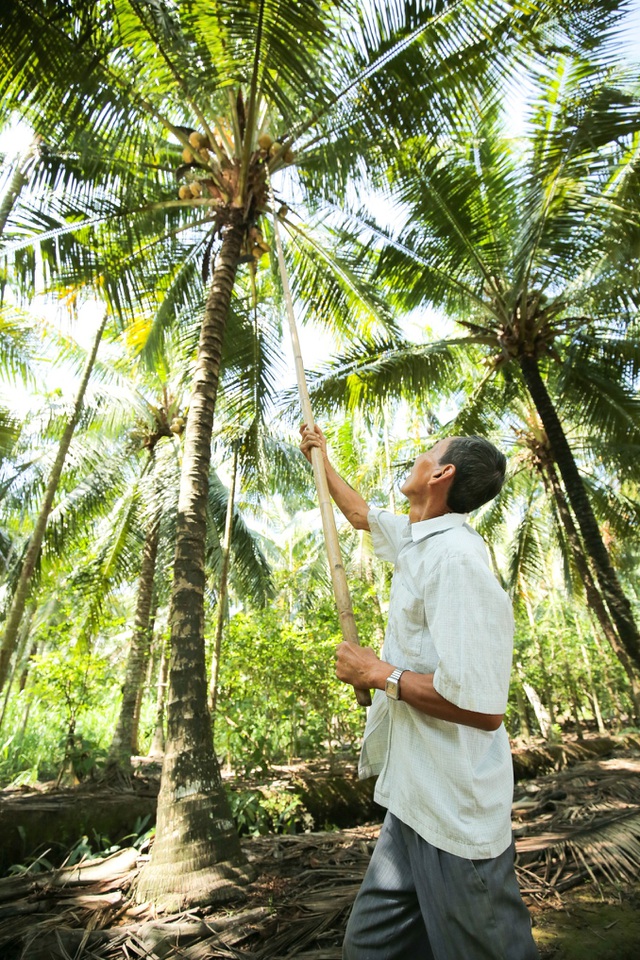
[396,580,426,662]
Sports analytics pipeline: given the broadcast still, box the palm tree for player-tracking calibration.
[304,39,640,672]
[104,411,172,776]
[0,307,33,487]
[103,423,276,775]
[0,0,582,907]
[0,143,39,239]
[519,427,640,716]
[0,307,109,691]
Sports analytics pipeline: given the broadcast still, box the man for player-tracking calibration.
[299,426,538,960]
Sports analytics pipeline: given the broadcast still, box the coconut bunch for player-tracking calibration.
[177,130,216,200]
[128,401,187,452]
[176,127,296,204]
[256,132,295,165]
[244,224,270,262]
[169,413,186,434]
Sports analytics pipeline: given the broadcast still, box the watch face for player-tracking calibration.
[385,678,400,700]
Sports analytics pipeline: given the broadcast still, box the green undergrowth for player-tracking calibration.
[227,784,315,836]
[2,786,314,878]
[6,813,154,877]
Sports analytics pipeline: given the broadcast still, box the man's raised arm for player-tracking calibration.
[299,424,370,531]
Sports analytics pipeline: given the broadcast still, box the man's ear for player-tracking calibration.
[429,462,455,485]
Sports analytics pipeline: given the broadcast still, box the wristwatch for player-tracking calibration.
[385,667,405,701]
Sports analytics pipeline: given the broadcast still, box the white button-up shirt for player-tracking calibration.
[360,508,515,859]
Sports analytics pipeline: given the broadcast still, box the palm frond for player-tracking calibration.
[206,470,274,606]
[301,335,467,419]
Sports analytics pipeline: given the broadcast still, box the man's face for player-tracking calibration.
[399,438,452,499]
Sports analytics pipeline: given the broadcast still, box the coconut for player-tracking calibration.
[189,181,202,197]
[182,147,194,163]
[284,148,295,163]
[277,204,289,219]
[170,421,182,434]
[178,185,192,200]
[258,133,273,151]
[199,147,211,162]
[269,141,282,158]
[189,131,209,149]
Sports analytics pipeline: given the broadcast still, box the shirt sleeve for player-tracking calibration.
[425,554,514,715]
[368,508,409,562]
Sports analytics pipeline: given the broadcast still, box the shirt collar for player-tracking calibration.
[410,512,468,542]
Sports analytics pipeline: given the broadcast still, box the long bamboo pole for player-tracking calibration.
[270,205,371,707]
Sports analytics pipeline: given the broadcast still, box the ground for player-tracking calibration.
[533,884,640,959]
[0,734,639,958]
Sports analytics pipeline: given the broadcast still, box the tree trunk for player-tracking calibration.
[579,640,606,734]
[0,311,109,692]
[0,148,33,239]
[135,217,252,910]
[106,512,160,774]
[519,354,640,672]
[0,608,34,732]
[148,640,168,758]
[513,675,533,739]
[131,616,158,755]
[382,409,396,514]
[209,445,238,717]
[522,681,553,739]
[563,659,583,738]
[524,595,557,739]
[542,459,640,717]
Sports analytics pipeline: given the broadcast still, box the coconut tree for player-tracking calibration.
[103,430,276,774]
[103,406,176,776]
[0,306,34,487]
[302,38,640,671]
[0,307,109,691]
[0,145,39,239]
[0,0,584,908]
[518,426,640,715]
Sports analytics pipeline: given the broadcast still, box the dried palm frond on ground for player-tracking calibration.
[514,754,640,898]
[1,741,639,959]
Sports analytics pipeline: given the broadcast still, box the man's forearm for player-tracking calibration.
[336,642,503,732]
[386,669,503,732]
[322,458,370,530]
[300,425,370,530]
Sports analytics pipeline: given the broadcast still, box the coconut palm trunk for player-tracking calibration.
[209,444,238,717]
[106,512,161,775]
[0,606,34,731]
[131,598,158,755]
[148,641,168,758]
[0,311,108,692]
[519,354,640,672]
[542,458,640,716]
[135,216,252,909]
[0,147,33,238]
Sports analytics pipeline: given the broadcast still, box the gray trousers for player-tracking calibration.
[343,812,539,960]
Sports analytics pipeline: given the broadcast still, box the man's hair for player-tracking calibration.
[440,436,506,513]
